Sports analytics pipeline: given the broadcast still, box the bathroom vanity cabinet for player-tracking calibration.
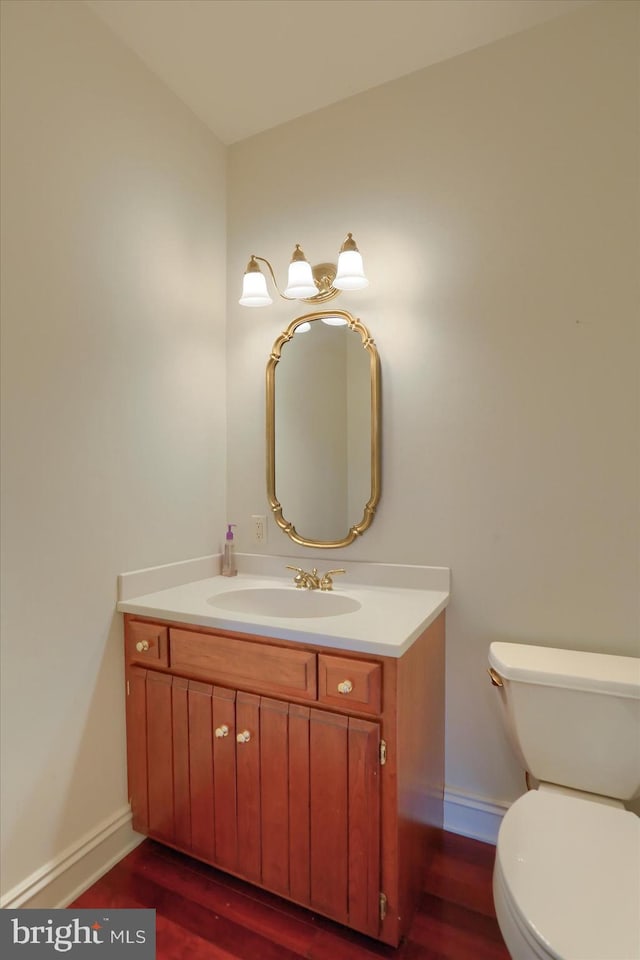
[123,612,445,946]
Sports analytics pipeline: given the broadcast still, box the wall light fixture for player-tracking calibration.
[239,233,368,307]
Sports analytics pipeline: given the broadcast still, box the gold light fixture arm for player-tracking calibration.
[250,255,294,301]
[250,255,340,305]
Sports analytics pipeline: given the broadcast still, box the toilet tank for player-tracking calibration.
[489,642,640,800]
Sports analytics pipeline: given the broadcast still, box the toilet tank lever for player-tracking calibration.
[487,667,504,687]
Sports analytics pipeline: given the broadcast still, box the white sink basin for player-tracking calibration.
[207,587,361,619]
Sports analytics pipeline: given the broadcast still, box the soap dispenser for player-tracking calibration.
[221,523,237,577]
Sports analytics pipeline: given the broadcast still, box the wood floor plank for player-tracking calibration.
[424,835,498,917]
[128,842,318,957]
[69,831,509,960]
[155,914,240,960]
[309,926,404,960]
[412,894,510,960]
[80,865,307,960]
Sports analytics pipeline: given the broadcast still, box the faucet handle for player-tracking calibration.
[286,565,306,588]
[319,569,346,591]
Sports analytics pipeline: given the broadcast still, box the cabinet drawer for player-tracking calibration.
[126,621,169,667]
[318,655,381,715]
[170,628,317,700]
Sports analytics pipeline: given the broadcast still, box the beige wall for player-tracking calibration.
[227,0,639,810]
[0,0,226,898]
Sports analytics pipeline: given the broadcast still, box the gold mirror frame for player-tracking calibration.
[267,310,381,548]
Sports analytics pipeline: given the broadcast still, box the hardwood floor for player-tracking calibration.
[69,831,510,959]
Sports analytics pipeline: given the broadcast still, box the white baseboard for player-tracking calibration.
[0,806,144,910]
[444,788,509,844]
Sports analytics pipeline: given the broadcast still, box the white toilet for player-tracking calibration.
[488,641,640,960]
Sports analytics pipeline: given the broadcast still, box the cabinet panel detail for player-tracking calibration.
[309,708,350,924]
[260,697,290,896]
[170,628,317,700]
[318,655,382,715]
[212,686,237,870]
[127,666,149,834]
[172,676,191,850]
[236,691,261,882]
[188,680,215,861]
[146,671,174,842]
[288,704,311,905]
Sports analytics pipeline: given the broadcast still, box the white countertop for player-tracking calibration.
[117,555,450,658]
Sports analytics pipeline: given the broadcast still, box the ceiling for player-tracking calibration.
[86,0,591,145]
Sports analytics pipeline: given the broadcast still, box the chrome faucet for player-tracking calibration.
[286,566,346,591]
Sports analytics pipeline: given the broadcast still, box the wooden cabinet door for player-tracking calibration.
[346,716,382,936]
[242,697,380,933]
[127,671,381,938]
[251,698,380,934]
[127,669,192,848]
[308,708,381,938]
[309,709,349,923]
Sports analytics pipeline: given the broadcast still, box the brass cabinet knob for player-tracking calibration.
[236,730,251,743]
[337,680,353,695]
[215,724,229,739]
[135,640,150,652]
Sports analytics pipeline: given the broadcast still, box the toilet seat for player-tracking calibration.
[496,789,640,960]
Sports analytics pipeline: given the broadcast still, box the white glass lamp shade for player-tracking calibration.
[321,316,348,326]
[239,262,272,307]
[334,249,368,291]
[283,258,317,299]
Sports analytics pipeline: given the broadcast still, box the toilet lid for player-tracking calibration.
[497,790,640,960]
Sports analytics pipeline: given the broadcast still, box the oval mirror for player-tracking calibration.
[267,310,381,548]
